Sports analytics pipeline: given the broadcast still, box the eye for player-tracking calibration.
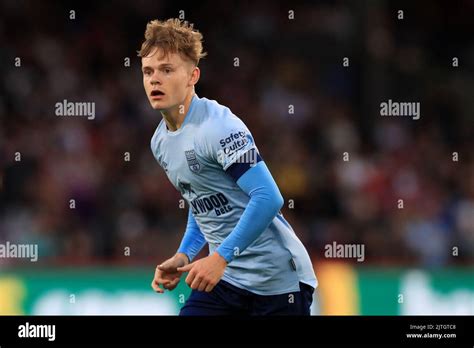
[164,68,171,74]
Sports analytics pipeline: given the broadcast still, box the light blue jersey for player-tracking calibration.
[151,94,317,295]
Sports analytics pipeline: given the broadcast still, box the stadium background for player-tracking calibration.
[0,0,473,315]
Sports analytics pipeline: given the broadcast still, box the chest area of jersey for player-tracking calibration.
[156,138,235,216]
[158,140,205,188]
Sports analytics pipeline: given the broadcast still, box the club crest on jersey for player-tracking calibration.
[185,150,201,173]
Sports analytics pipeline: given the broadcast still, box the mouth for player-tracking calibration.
[150,89,165,100]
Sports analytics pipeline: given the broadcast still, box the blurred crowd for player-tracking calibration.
[1,0,473,267]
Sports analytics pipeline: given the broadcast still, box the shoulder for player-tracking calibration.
[194,97,256,169]
[195,96,249,140]
[194,96,236,124]
[150,119,165,159]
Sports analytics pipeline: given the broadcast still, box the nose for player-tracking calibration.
[150,71,162,86]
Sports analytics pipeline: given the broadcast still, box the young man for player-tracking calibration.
[140,19,317,315]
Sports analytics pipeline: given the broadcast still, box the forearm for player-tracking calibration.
[175,252,191,264]
[177,208,207,262]
[216,161,284,263]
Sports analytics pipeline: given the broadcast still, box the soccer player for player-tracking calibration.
[141,19,317,315]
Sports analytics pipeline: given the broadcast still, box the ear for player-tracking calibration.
[189,66,200,87]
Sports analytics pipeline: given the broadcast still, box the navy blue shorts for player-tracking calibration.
[179,280,314,316]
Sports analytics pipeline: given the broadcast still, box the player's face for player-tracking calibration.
[142,47,196,111]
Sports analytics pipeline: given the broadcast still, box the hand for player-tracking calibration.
[151,253,189,293]
[177,252,227,292]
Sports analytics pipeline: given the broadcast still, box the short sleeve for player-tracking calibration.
[203,114,260,171]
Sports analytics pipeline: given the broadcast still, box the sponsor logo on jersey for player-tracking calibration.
[190,192,233,216]
[218,131,250,156]
[178,181,197,199]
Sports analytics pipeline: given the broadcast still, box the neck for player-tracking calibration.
[161,91,195,131]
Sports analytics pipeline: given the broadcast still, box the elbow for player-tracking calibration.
[251,184,284,216]
[271,190,284,215]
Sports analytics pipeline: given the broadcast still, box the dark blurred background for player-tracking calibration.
[1,0,473,269]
